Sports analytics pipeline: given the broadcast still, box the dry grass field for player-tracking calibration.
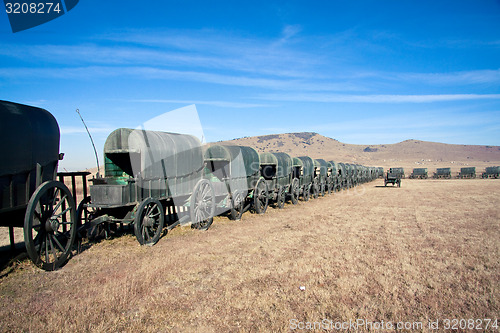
[0,179,498,332]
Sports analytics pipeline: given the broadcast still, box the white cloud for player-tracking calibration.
[1,30,499,103]
[279,25,302,43]
[260,93,500,103]
[381,69,500,85]
[130,99,273,108]
[0,65,359,92]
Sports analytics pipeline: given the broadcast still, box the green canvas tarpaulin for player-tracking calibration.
[102,128,204,199]
[204,144,260,191]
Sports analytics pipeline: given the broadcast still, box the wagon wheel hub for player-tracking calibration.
[198,201,208,210]
[143,216,155,227]
[46,218,60,233]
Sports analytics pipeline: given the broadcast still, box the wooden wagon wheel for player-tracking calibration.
[230,189,245,221]
[290,178,300,205]
[312,178,319,199]
[76,196,93,235]
[24,181,77,271]
[302,184,310,201]
[76,196,110,241]
[276,186,285,209]
[320,182,326,197]
[190,179,216,230]
[134,197,165,245]
[326,180,333,194]
[253,178,269,214]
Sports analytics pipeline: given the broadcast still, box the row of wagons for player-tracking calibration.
[0,101,383,270]
[83,129,383,248]
[402,167,500,179]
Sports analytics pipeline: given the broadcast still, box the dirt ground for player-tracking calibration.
[0,179,499,332]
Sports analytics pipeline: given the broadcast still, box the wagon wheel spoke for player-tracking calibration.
[37,233,46,258]
[33,208,43,227]
[144,204,154,218]
[148,211,161,219]
[59,221,75,226]
[32,218,43,230]
[259,194,266,206]
[52,192,66,214]
[202,184,213,204]
[51,234,66,253]
[48,235,58,263]
[47,187,59,210]
[52,205,72,219]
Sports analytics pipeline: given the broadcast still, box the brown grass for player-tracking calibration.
[0,179,499,332]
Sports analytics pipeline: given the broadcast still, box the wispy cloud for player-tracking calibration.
[0,66,359,92]
[0,42,317,79]
[372,69,500,85]
[278,25,302,43]
[0,28,325,79]
[1,29,499,99]
[130,99,274,108]
[260,93,500,103]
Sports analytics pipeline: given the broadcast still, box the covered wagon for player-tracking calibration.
[482,166,500,179]
[337,162,348,190]
[344,163,355,188]
[292,156,315,201]
[313,159,329,197]
[433,167,452,179]
[327,160,340,192]
[377,167,384,178]
[0,100,86,270]
[389,167,405,179]
[458,167,476,179]
[259,152,294,208]
[385,168,402,187]
[204,144,266,220]
[81,128,216,246]
[410,168,428,179]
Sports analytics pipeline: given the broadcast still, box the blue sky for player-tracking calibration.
[1,1,500,170]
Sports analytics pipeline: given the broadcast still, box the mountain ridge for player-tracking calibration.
[216,132,500,171]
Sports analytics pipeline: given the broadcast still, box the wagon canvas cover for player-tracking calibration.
[259,152,292,179]
[0,100,60,177]
[204,144,260,192]
[103,128,204,199]
[0,100,60,216]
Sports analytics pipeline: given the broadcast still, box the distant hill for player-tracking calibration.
[217,132,500,172]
